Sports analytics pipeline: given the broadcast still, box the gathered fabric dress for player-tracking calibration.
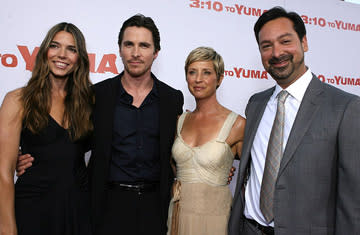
[167,111,238,235]
[15,116,91,235]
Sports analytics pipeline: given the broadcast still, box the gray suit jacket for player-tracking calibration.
[228,75,360,235]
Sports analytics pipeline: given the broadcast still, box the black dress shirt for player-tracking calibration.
[108,77,160,183]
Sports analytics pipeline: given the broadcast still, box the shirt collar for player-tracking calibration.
[272,68,312,102]
[118,72,159,102]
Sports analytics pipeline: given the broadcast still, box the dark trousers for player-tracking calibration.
[241,218,274,235]
[98,187,162,235]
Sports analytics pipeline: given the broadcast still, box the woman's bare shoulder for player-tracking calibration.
[0,88,24,117]
[229,111,246,139]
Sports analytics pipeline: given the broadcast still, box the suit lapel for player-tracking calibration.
[278,75,324,176]
[99,76,120,167]
[157,79,170,162]
[155,77,176,204]
[243,88,274,160]
[235,87,274,200]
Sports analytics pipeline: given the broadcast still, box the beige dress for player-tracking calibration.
[167,111,238,235]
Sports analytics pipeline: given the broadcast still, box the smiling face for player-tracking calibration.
[258,17,308,88]
[47,31,78,79]
[186,60,223,100]
[119,26,158,78]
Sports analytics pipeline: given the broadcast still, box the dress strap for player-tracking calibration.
[176,112,189,135]
[216,112,238,142]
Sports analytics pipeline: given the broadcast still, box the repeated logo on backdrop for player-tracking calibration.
[0,45,359,86]
[1,1,359,88]
[0,46,119,74]
[189,1,360,32]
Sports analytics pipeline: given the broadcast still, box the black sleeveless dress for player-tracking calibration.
[15,116,92,235]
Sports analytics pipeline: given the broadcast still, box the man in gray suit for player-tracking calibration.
[228,6,360,235]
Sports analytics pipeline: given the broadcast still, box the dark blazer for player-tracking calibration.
[228,75,360,235]
[88,73,183,234]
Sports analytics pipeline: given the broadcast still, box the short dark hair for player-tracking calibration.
[254,6,306,44]
[118,14,161,52]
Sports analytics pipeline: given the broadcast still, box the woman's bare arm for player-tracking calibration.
[0,89,23,235]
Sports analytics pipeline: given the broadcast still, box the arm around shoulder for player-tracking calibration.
[0,89,23,234]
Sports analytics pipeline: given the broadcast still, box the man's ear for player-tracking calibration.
[153,50,159,61]
[302,35,309,52]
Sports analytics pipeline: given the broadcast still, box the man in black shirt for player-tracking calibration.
[17,14,184,235]
[89,14,183,235]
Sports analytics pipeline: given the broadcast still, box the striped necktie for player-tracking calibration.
[260,90,289,223]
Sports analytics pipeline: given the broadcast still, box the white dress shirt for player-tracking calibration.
[244,68,313,227]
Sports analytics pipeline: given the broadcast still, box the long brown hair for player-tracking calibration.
[21,22,94,140]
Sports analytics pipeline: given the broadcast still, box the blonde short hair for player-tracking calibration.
[184,46,224,80]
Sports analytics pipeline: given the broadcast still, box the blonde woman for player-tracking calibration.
[168,47,245,235]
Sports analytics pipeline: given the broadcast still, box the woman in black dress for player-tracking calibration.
[0,22,93,235]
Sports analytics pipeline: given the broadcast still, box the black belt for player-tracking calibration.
[108,182,159,193]
[246,218,274,235]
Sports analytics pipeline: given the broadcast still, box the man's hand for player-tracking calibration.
[16,154,34,176]
[227,166,236,184]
